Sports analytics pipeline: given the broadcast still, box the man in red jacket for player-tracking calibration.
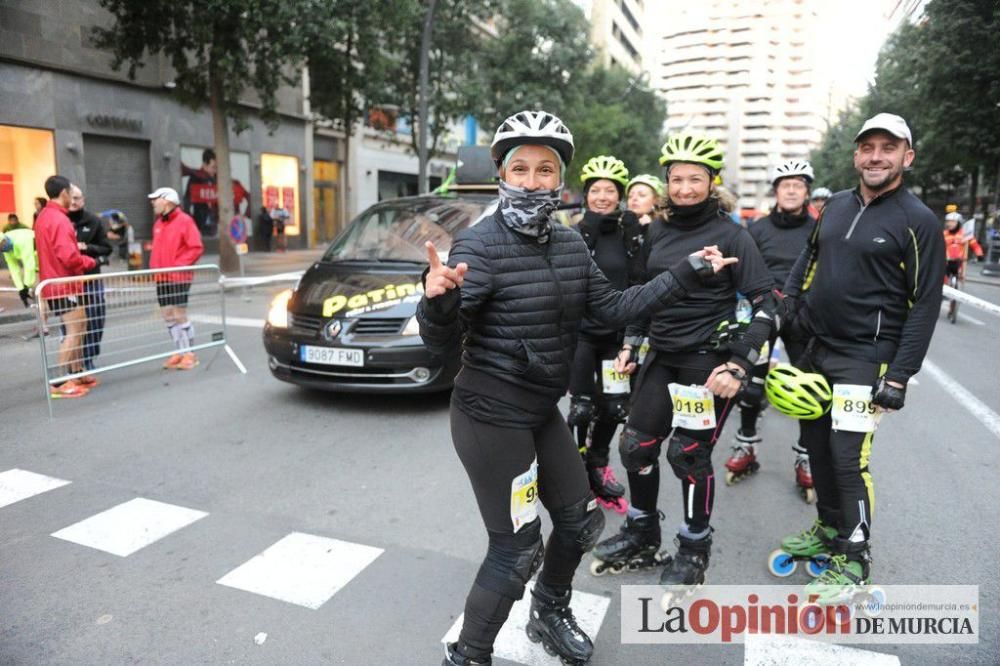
[35,176,98,398]
[149,187,205,370]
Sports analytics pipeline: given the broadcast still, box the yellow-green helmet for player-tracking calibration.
[659,133,724,173]
[765,363,832,420]
[581,155,629,188]
[626,174,665,198]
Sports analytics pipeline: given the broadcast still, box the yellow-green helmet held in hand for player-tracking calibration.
[581,155,630,188]
[659,133,724,173]
[765,363,832,420]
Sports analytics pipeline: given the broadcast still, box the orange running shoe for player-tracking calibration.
[50,380,90,399]
[176,352,199,370]
[77,375,100,388]
[163,353,183,369]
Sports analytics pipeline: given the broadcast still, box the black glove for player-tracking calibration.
[871,378,906,411]
[19,287,32,307]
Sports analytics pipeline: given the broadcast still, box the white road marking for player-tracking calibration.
[189,314,264,328]
[939,303,985,326]
[0,469,71,509]
[744,634,900,665]
[216,532,383,609]
[922,359,1000,441]
[51,498,208,557]
[441,586,611,666]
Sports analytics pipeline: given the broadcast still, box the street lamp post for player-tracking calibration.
[417,0,438,194]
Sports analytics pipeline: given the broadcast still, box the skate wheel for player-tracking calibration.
[799,602,826,631]
[725,470,737,486]
[589,559,606,576]
[525,625,542,644]
[541,641,558,657]
[767,549,797,577]
[861,586,887,617]
[806,555,830,578]
[801,487,817,504]
[660,592,677,613]
[613,498,629,515]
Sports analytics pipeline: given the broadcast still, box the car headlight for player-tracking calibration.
[402,315,421,336]
[267,289,293,328]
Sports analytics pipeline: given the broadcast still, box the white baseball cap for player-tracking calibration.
[147,187,180,205]
[854,113,912,144]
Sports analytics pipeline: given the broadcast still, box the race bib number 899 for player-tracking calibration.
[831,383,881,433]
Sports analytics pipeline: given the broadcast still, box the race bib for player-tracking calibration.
[755,340,771,366]
[602,360,631,394]
[637,338,651,365]
[831,383,881,433]
[668,383,717,430]
[510,461,539,532]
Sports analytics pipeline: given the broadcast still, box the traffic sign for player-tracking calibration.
[229,216,248,243]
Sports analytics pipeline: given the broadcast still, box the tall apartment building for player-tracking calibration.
[651,0,835,210]
[572,0,648,75]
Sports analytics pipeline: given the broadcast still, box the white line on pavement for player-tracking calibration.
[216,532,384,609]
[51,498,208,557]
[0,469,71,509]
[922,359,1000,441]
[441,585,611,666]
[744,634,900,665]
[189,314,265,328]
[939,303,985,326]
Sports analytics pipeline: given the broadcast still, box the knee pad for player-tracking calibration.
[567,395,597,428]
[474,519,544,600]
[549,497,606,556]
[619,425,664,472]
[666,432,714,481]
[737,375,765,409]
[598,395,629,424]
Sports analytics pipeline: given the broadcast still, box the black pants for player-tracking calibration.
[738,332,807,435]
[82,280,106,371]
[798,342,884,541]
[568,336,628,468]
[451,403,592,656]
[626,351,733,533]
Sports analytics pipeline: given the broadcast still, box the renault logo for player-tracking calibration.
[324,319,343,339]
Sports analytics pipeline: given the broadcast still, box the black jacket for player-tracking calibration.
[70,208,113,275]
[783,186,944,384]
[748,209,816,288]
[574,209,646,340]
[626,202,777,367]
[417,210,702,428]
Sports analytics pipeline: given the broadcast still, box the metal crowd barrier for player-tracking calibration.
[942,285,1000,317]
[33,265,245,416]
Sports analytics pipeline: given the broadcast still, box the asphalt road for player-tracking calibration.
[1,278,997,665]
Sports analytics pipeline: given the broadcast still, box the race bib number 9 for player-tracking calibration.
[831,383,881,433]
[668,383,717,430]
[602,360,631,394]
[510,461,539,532]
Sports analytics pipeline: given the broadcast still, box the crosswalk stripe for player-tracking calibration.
[744,633,901,665]
[51,497,208,557]
[0,469,71,509]
[441,586,611,666]
[216,532,384,609]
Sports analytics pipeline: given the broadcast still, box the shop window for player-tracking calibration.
[261,153,300,236]
[0,125,56,225]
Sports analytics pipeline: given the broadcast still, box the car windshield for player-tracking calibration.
[323,198,494,263]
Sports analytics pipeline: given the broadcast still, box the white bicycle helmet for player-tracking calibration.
[771,160,815,186]
[491,110,575,167]
[945,211,963,223]
[811,186,832,200]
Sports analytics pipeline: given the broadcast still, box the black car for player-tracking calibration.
[263,192,496,393]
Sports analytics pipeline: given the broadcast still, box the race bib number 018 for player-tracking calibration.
[510,461,539,533]
[668,383,717,430]
[602,360,630,394]
[831,383,881,433]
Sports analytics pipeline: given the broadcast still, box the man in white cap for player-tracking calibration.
[780,112,944,602]
[149,186,204,370]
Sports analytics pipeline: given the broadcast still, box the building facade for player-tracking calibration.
[572,0,648,75]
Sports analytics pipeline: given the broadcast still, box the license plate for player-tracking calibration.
[300,345,364,367]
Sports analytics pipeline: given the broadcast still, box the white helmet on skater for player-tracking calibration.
[771,160,815,187]
[491,110,575,167]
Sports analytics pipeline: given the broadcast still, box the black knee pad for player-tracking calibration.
[549,497,606,556]
[666,432,714,481]
[567,395,597,428]
[598,394,629,424]
[738,375,765,409]
[474,519,544,600]
[619,425,664,472]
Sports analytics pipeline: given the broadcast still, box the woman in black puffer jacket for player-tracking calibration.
[420,111,736,666]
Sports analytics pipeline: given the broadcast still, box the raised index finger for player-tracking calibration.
[425,241,442,269]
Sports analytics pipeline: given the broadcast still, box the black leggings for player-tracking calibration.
[625,351,733,533]
[451,403,592,657]
[738,333,807,435]
[798,342,884,541]
[568,337,628,468]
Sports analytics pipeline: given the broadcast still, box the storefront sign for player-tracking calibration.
[85,114,143,133]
